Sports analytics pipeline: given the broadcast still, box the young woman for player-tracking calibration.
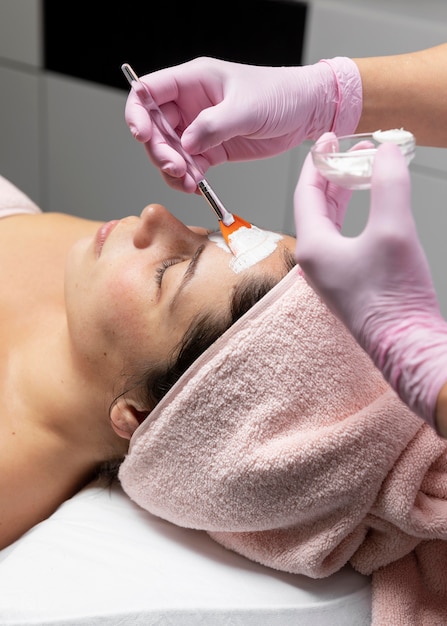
[0,174,296,549]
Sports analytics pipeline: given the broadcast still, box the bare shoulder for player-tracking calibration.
[0,432,51,548]
[0,427,86,550]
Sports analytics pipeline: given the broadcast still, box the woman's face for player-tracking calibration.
[65,203,295,386]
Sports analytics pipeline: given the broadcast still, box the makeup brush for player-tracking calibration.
[121,63,252,256]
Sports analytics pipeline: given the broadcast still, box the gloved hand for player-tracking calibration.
[294,134,447,433]
[125,56,362,193]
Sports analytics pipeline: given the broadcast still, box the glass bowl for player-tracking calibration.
[310,130,416,190]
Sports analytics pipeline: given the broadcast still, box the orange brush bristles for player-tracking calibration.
[219,214,252,245]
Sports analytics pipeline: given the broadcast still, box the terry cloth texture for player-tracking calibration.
[120,266,447,625]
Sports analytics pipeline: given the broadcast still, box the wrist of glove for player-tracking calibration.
[269,57,362,145]
[319,57,363,137]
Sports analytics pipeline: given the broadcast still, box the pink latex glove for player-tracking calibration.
[294,135,447,431]
[124,56,362,193]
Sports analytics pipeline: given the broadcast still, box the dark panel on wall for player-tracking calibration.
[43,0,307,90]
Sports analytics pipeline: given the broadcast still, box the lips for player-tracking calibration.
[95,220,119,257]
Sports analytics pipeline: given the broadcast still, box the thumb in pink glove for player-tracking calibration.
[124,56,362,194]
[294,137,447,434]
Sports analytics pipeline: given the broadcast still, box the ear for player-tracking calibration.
[110,398,149,440]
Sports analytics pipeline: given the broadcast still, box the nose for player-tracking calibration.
[133,203,199,250]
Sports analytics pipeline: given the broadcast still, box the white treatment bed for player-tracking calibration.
[0,480,372,625]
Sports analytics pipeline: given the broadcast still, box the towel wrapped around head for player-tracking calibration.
[119,267,447,624]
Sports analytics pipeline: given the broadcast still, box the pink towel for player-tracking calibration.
[120,266,447,624]
[0,175,41,216]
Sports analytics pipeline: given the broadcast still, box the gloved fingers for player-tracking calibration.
[158,167,200,194]
[325,180,353,231]
[143,139,190,184]
[316,137,375,228]
[125,77,186,144]
[316,131,338,152]
[136,60,230,156]
[183,103,238,155]
[137,69,184,106]
[294,137,352,233]
[182,95,262,156]
[143,139,211,194]
[313,132,354,228]
[138,58,222,105]
[349,139,375,152]
[368,143,436,294]
[125,90,154,143]
[293,155,339,271]
[369,143,412,235]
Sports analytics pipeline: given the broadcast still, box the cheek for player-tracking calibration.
[100,268,180,365]
[102,269,153,336]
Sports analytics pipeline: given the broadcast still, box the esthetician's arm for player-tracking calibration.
[354,43,447,147]
[294,136,447,437]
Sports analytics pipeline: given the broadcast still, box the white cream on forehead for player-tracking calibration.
[208,226,283,273]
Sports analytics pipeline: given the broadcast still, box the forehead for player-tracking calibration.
[207,230,296,275]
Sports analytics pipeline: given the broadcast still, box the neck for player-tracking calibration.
[13,312,128,474]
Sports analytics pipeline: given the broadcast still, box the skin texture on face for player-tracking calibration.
[64,204,296,417]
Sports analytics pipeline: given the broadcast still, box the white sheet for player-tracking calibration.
[0,481,372,625]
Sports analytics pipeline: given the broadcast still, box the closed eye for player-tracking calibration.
[155,258,181,287]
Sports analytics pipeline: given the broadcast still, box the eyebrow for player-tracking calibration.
[169,243,206,312]
[281,245,297,272]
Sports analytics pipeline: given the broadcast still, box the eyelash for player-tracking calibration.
[155,259,180,287]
